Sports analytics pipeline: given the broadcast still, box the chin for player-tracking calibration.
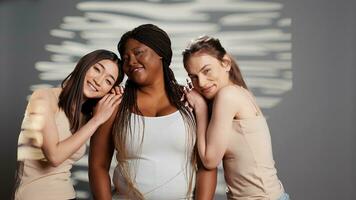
[198,91,213,100]
[130,76,147,85]
[202,90,217,100]
[84,90,100,99]
[204,94,215,100]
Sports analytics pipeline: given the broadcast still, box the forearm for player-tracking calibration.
[43,117,101,166]
[89,116,116,200]
[194,106,210,166]
[195,163,217,200]
[89,166,113,200]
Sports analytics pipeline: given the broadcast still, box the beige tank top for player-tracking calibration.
[223,87,284,200]
[15,89,86,200]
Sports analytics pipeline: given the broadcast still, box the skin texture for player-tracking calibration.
[89,39,217,200]
[37,60,122,167]
[83,59,119,99]
[185,54,232,100]
[184,53,261,169]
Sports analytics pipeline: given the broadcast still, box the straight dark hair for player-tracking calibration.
[13,49,123,199]
[58,49,123,133]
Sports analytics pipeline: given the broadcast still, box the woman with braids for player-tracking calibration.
[182,36,289,200]
[89,24,217,200]
[14,50,124,200]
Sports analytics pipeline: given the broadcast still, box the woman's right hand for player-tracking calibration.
[183,87,207,112]
[92,86,123,125]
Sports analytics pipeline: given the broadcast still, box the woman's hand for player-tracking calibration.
[181,79,207,113]
[92,86,123,125]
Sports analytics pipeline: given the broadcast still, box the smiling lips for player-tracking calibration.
[88,82,98,92]
[130,67,144,74]
[201,85,215,94]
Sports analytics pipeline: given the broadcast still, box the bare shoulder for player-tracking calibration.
[213,85,254,114]
[214,85,244,103]
[29,88,60,113]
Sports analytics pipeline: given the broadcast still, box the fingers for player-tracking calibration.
[110,94,121,105]
[98,94,115,107]
[183,86,188,95]
[184,99,194,112]
[116,86,124,95]
[105,86,125,104]
[112,96,122,108]
[183,86,193,96]
[186,78,194,91]
[105,94,122,106]
[119,86,124,94]
[180,94,185,102]
[99,93,111,103]
[110,86,125,95]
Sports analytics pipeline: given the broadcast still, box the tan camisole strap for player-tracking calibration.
[238,85,261,116]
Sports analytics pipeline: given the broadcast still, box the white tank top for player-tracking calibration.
[113,111,195,200]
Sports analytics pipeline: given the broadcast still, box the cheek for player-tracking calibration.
[85,70,96,79]
[147,58,162,71]
[102,85,112,93]
[192,80,199,88]
[84,73,90,80]
[208,69,220,80]
[123,65,129,74]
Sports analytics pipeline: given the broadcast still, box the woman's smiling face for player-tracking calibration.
[121,38,163,85]
[185,53,231,99]
[83,59,118,99]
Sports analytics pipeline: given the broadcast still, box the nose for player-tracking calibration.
[198,75,208,88]
[128,54,138,67]
[93,75,103,87]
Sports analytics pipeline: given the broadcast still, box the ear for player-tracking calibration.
[221,54,232,72]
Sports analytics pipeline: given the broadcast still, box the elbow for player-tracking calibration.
[204,162,218,170]
[88,161,110,178]
[201,158,219,170]
[46,155,62,167]
[89,164,104,176]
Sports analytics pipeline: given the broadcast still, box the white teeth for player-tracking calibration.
[88,82,97,91]
[132,68,142,73]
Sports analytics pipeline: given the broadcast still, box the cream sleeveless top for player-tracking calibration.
[15,89,86,200]
[113,111,195,200]
[223,87,284,200]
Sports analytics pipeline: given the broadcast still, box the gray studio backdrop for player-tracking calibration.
[1,0,355,199]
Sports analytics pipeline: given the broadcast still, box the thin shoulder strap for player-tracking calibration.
[238,86,261,116]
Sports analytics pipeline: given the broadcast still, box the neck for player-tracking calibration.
[81,96,87,105]
[219,78,235,91]
[137,74,166,97]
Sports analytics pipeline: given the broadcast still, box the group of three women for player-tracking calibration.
[15,24,289,200]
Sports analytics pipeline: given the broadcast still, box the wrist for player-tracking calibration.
[90,116,103,127]
[194,104,208,117]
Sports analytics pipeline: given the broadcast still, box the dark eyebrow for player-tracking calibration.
[199,64,210,72]
[97,62,105,70]
[98,62,116,82]
[187,64,210,77]
[125,46,144,54]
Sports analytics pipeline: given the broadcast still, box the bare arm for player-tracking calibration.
[89,111,116,200]
[182,88,217,199]
[185,86,238,169]
[195,158,217,200]
[38,89,121,167]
